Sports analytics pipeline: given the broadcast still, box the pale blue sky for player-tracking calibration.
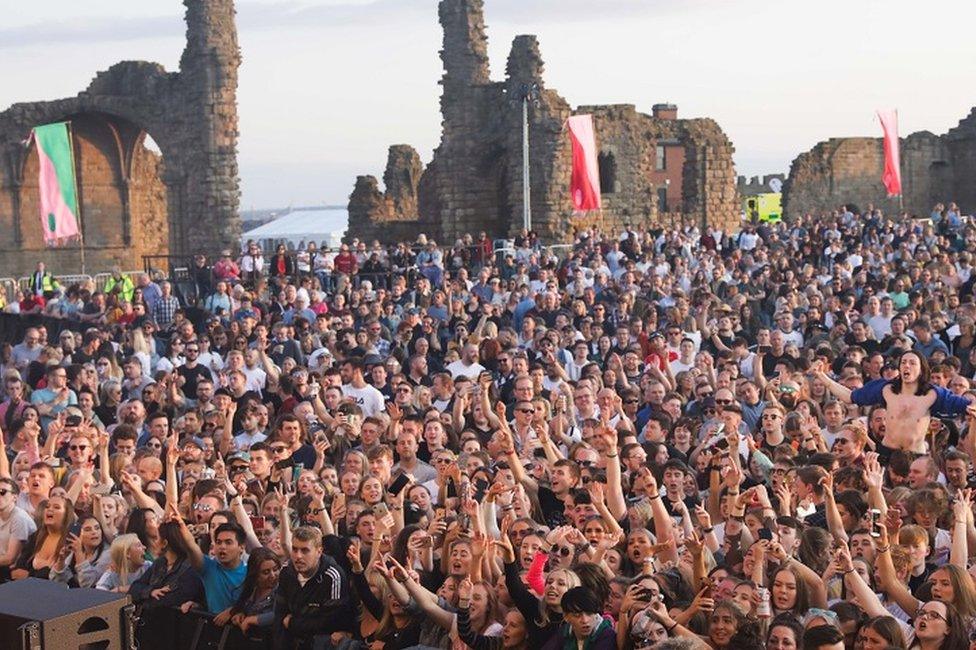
[3,0,974,209]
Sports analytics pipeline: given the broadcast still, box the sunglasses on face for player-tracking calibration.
[69,445,89,451]
[271,446,288,454]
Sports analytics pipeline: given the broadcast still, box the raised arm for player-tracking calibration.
[821,471,849,543]
[837,542,889,618]
[639,468,679,565]
[164,434,180,510]
[599,428,626,521]
[873,522,920,615]
[168,503,205,571]
[951,489,971,569]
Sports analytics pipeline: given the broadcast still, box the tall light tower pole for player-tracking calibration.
[515,83,540,233]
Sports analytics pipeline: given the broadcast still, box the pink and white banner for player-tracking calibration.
[566,115,602,211]
[877,109,902,197]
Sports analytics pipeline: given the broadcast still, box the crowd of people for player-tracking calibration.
[1,206,976,650]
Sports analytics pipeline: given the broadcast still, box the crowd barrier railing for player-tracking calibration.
[133,605,272,650]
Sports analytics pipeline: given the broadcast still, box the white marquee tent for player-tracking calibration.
[241,207,347,250]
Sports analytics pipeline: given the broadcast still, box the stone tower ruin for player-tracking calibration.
[348,0,740,244]
[0,0,241,275]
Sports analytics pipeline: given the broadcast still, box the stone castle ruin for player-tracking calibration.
[0,0,241,274]
[783,108,976,219]
[347,0,740,244]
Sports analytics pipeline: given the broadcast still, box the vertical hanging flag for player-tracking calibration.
[566,115,602,211]
[877,110,902,197]
[30,122,81,245]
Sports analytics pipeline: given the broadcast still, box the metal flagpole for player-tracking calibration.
[515,83,539,234]
[65,121,86,274]
[522,95,531,232]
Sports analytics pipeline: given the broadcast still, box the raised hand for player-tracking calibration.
[346,539,364,573]
[694,503,712,530]
[862,453,884,490]
[953,488,973,524]
[690,585,715,615]
[458,577,473,602]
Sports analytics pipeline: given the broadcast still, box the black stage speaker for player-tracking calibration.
[0,578,133,649]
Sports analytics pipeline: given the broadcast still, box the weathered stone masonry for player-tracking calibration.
[783,108,976,219]
[347,0,740,244]
[0,0,241,275]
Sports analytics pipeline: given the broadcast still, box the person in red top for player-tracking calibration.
[642,331,669,372]
[17,290,45,315]
[212,250,241,283]
[333,244,358,276]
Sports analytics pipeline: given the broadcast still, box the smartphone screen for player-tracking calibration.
[388,472,410,496]
[473,478,489,501]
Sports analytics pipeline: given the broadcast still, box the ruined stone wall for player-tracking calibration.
[0,0,240,276]
[347,0,740,244]
[347,145,428,244]
[783,108,976,219]
[946,109,976,214]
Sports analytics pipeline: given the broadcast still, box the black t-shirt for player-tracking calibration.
[537,486,567,528]
[177,363,212,399]
[761,353,794,377]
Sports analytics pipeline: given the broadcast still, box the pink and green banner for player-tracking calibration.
[31,122,80,245]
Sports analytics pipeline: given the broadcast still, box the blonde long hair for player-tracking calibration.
[109,534,144,587]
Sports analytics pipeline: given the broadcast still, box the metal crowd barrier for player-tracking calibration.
[17,274,94,292]
[133,605,272,650]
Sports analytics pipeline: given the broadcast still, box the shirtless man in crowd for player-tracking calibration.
[815,350,974,457]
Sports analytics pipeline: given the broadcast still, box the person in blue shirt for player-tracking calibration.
[813,351,973,459]
[172,505,247,618]
[30,365,77,431]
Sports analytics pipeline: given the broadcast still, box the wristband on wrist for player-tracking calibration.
[666,622,678,634]
[703,526,714,533]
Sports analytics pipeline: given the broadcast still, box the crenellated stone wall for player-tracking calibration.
[0,0,241,275]
[347,0,739,244]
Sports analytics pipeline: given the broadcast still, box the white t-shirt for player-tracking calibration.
[669,359,694,375]
[445,360,486,380]
[0,505,36,554]
[341,383,386,417]
[242,366,267,393]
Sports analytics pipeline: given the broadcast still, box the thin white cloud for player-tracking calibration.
[0,0,686,48]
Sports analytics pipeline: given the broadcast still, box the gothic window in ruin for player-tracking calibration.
[655,145,667,171]
[657,187,668,213]
[598,151,617,194]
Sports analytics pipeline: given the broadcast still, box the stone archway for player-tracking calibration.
[0,0,241,276]
[15,112,169,270]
